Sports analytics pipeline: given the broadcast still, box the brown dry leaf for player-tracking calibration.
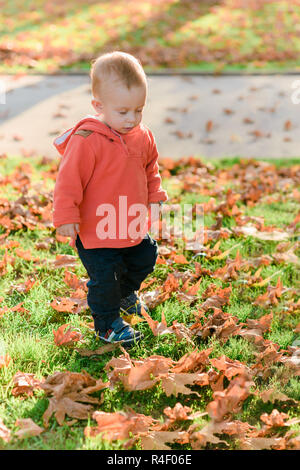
[50,254,78,268]
[259,388,296,404]
[200,285,232,312]
[273,244,300,266]
[140,308,193,343]
[210,355,251,379]
[85,409,156,447]
[50,292,89,315]
[189,422,228,449]
[140,430,189,450]
[105,348,210,398]
[206,120,213,132]
[139,288,170,309]
[243,117,254,124]
[11,371,43,397]
[246,313,273,334]
[207,368,225,392]
[160,371,209,397]
[43,396,95,427]
[284,120,292,131]
[211,249,242,281]
[40,370,108,399]
[254,342,283,366]
[40,370,108,427]
[232,224,289,241]
[14,418,44,439]
[194,310,241,343]
[140,309,174,336]
[238,313,273,345]
[0,418,11,443]
[105,349,174,392]
[169,320,194,344]
[184,278,202,296]
[63,270,87,290]
[206,374,254,422]
[253,277,284,306]
[7,277,38,295]
[238,327,264,344]
[239,436,282,450]
[280,347,300,374]
[162,273,181,293]
[50,297,77,313]
[164,117,175,124]
[260,409,289,429]
[35,237,55,250]
[175,290,199,306]
[171,348,213,373]
[76,343,121,356]
[188,418,255,448]
[53,324,83,347]
[162,403,193,423]
[171,254,189,264]
[15,248,39,262]
[139,276,157,291]
[211,420,255,437]
[152,402,198,432]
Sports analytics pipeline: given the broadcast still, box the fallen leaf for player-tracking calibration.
[14,418,44,439]
[53,324,83,347]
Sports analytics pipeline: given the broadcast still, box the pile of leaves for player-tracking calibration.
[2,0,300,74]
[0,153,299,450]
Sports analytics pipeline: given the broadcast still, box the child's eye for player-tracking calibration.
[119,110,142,115]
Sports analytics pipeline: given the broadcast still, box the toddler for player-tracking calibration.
[52,51,168,347]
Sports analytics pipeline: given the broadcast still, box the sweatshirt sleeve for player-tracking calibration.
[146,129,168,204]
[52,134,96,228]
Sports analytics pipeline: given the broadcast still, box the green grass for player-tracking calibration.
[2,1,300,74]
[0,153,299,450]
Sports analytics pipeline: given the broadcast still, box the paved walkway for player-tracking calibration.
[0,73,300,160]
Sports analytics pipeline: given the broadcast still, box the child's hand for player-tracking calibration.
[56,223,80,240]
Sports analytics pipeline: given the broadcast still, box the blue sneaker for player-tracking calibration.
[98,317,143,346]
[120,291,150,317]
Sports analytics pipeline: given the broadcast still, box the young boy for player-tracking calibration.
[52,51,168,347]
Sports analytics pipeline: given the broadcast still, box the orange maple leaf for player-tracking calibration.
[53,324,83,347]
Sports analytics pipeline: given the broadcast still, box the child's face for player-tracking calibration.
[91,80,147,134]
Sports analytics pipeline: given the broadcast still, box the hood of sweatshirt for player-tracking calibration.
[53,114,142,156]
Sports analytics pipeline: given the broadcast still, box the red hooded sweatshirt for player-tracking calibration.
[52,114,168,249]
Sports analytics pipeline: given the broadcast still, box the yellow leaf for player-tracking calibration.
[211,243,241,260]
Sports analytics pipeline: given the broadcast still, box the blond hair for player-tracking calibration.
[90,51,147,99]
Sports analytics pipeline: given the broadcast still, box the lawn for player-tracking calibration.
[1,0,300,74]
[0,153,299,450]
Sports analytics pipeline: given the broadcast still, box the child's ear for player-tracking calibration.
[91,99,103,113]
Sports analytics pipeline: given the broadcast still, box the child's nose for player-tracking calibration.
[127,111,136,121]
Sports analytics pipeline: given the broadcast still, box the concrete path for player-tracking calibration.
[0,73,300,160]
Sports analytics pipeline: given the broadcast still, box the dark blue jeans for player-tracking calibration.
[75,233,158,332]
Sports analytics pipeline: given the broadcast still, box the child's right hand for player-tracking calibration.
[56,223,80,240]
